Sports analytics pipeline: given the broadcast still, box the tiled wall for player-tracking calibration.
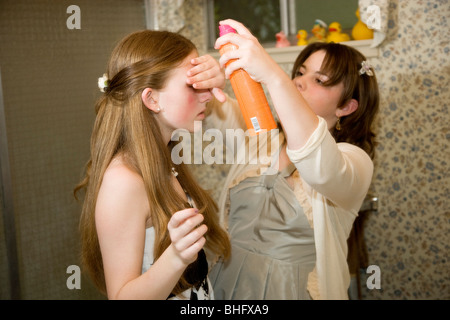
[0,0,146,299]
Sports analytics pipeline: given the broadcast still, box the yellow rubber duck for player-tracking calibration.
[308,19,327,43]
[326,22,350,43]
[296,30,308,46]
[352,9,374,40]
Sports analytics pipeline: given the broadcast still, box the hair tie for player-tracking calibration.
[98,73,109,92]
[359,61,374,76]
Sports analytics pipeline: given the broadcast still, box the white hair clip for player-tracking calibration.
[98,73,109,92]
[359,61,374,76]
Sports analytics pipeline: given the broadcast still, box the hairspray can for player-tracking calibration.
[219,25,277,136]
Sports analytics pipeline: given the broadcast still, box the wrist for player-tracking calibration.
[266,68,291,90]
[165,244,190,272]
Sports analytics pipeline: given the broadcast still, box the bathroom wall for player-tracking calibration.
[182,0,449,299]
[359,0,449,299]
[0,0,146,299]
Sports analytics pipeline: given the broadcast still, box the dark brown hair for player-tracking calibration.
[292,42,379,159]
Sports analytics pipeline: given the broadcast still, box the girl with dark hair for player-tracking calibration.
[198,19,379,300]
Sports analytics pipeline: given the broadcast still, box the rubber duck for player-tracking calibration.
[351,9,374,40]
[275,31,290,48]
[326,22,350,43]
[308,19,327,43]
[296,30,308,46]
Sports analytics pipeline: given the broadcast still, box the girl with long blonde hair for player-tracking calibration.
[74,30,230,300]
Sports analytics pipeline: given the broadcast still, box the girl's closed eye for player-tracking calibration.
[315,74,329,86]
[315,77,324,85]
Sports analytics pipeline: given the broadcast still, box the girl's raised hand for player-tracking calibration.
[167,208,208,268]
[214,19,281,85]
[187,54,226,102]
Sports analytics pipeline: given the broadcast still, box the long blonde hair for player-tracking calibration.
[74,30,230,295]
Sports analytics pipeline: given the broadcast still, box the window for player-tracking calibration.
[292,0,359,34]
[207,0,287,48]
[207,0,359,49]
[207,0,283,47]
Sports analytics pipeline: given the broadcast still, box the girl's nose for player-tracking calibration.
[293,77,305,92]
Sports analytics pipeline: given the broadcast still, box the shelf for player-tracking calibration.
[209,39,378,65]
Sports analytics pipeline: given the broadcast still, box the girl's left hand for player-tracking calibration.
[187,55,226,102]
[167,208,208,268]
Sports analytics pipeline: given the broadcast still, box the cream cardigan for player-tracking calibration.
[205,96,373,299]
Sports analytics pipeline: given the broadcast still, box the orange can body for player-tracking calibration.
[219,26,277,135]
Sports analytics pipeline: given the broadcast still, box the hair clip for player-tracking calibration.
[359,61,374,76]
[98,73,109,92]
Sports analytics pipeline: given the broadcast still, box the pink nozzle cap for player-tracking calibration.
[219,25,236,36]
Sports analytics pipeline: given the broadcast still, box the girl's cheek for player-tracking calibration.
[187,91,197,105]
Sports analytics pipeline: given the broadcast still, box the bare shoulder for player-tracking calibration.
[102,157,144,192]
[96,156,150,227]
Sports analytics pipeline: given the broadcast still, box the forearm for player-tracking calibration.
[109,244,187,300]
[265,67,319,150]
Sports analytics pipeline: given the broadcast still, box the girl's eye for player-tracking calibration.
[315,75,329,85]
[295,70,304,77]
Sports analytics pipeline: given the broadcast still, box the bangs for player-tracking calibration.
[320,43,356,87]
[291,42,363,105]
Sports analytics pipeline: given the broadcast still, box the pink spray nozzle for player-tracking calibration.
[219,25,236,36]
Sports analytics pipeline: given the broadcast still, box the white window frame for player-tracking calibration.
[144,0,159,30]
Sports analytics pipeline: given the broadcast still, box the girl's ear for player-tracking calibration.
[337,99,359,117]
[141,88,160,112]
